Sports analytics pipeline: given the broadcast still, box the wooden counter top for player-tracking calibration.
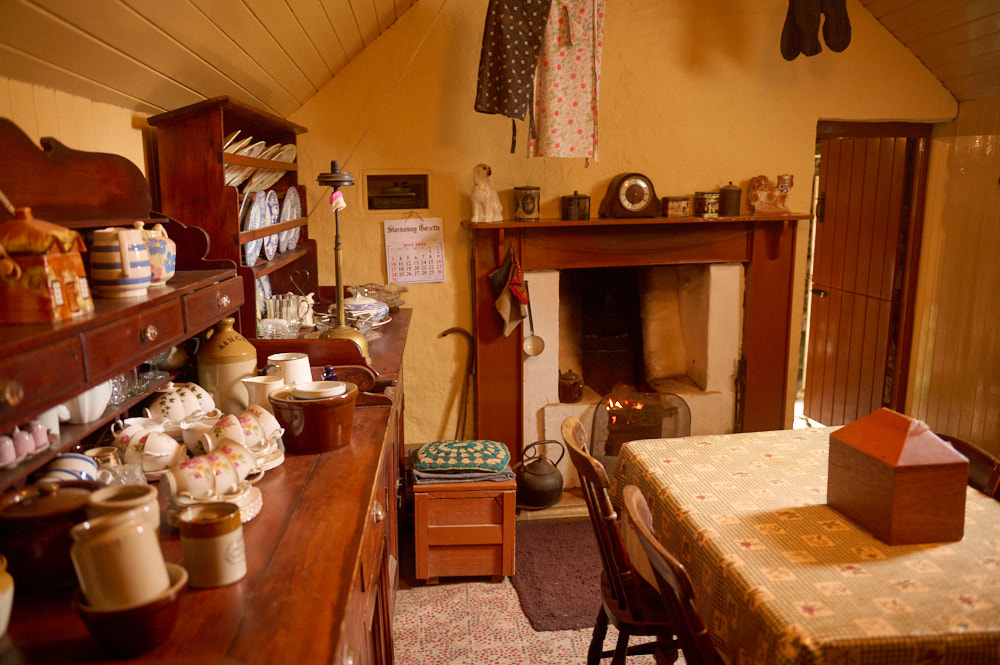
[2,403,395,664]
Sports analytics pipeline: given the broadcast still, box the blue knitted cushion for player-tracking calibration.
[413,440,510,473]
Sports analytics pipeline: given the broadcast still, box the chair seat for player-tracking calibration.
[600,571,674,634]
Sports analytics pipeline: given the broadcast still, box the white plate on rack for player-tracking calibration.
[225,135,252,154]
[278,187,301,253]
[245,144,296,194]
[225,140,266,185]
[243,190,266,266]
[263,190,280,260]
[222,130,241,151]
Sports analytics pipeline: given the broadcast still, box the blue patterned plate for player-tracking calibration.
[243,191,266,266]
[263,190,280,261]
[279,187,301,253]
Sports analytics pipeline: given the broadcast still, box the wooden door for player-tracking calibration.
[804,123,930,426]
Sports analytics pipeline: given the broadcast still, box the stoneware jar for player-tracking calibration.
[197,318,258,415]
[89,227,151,298]
[177,502,246,588]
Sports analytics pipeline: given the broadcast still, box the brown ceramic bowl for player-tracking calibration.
[73,562,187,657]
[268,382,358,454]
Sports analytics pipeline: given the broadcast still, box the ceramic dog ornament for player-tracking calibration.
[471,163,503,223]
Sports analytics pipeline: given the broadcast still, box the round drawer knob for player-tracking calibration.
[218,294,231,309]
[1,381,24,407]
[372,501,385,524]
[140,324,159,343]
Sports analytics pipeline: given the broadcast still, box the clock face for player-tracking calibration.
[619,176,652,212]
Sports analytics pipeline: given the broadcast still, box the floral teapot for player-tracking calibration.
[134,221,177,287]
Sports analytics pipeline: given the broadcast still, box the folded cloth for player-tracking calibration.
[488,246,528,337]
[412,464,516,484]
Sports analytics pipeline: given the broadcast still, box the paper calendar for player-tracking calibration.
[383,216,446,284]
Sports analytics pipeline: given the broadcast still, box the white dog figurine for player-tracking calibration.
[471,163,503,223]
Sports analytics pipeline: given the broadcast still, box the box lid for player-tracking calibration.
[831,408,968,467]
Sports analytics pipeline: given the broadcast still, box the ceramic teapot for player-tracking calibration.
[134,221,177,287]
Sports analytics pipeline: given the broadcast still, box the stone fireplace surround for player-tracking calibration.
[464,214,806,465]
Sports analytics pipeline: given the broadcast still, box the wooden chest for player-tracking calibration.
[413,477,516,583]
[827,408,969,545]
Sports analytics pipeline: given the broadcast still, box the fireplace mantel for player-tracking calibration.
[463,214,809,461]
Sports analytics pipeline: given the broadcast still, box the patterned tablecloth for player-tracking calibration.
[609,427,1000,665]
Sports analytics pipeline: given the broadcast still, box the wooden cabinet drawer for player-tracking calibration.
[360,449,391,593]
[82,300,184,381]
[0,337,84,426]
[183,276,243,333]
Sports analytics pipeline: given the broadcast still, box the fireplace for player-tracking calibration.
[465,214,806,463]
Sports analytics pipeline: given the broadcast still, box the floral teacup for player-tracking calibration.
[216,440,262,483]
[237,412,266,449]
[244,404,283,441]
[160,456,216,500]
[200,414,245,453]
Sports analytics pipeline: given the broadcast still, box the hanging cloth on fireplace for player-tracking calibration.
[473,0,552,152]
[488,246,528,337]
[530,0,604,160]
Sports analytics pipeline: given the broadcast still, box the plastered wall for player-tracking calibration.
[291,0,955,446]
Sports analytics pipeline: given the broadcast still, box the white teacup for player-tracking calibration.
[87,484,160,533]
[244,404,283,441]
[264,352,311,386]
[199,414,245,453]
[144,390,188,424]
[201,451,240,495]
[180,382,216,413]
[123,431,185,473]
[215,440,262,483]
[160,456,217,500]
[236,412,267,449]
[111,417,165,449]
[179,414,222,455]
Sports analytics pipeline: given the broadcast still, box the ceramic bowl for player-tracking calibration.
[341,296,389,321]
[290,381,347,400]
[73,563,187,657]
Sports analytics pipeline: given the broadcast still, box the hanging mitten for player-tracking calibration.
[820,0,851,52]
[793,0,823,57]
[780,0,803,61]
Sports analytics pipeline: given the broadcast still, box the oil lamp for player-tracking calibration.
[316,160,370,363]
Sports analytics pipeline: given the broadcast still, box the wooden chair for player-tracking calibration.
[936,433,1000,498]
[562,417,679,665]
[622,485,723,665]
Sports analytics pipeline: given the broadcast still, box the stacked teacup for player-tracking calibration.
[159,438,264,524]
[110,417,186,478]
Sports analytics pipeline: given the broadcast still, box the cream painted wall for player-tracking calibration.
[292,0,955,446]
[0,75,147,177]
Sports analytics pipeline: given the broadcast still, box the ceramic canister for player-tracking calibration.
[178,502,246,588]
[560,191,590,221]
[89,228,151,298]
[513,186,540,221]
[719,182,742,217]
[197,318,258,415]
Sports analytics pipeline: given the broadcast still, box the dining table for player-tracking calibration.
[609,426,1000,665]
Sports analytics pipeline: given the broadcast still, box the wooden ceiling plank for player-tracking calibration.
[944,68,1000,101]
[190,0,317,105]
[351,0,382,47]
[374,0,397,33]
[287,0,349,78]
[862,0,923,20]
[919,29,1000,68]
[395,0,413,17]
[321,0,365,61]
[243,0,332,90]
[880,0,997,36]
[0,2,201,112]
[906,14,1000,57]
[934,48,1000,83]
[34,0,280,117]
[121,0,297,117]
[0,78,13,120]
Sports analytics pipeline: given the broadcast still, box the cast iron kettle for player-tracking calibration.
[513,439,565,510]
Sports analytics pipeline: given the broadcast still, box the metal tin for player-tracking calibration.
[719,181,742,217]
[561,191,590,221]
[514,186,540,221]
[663,196,690,218]
[694,191,720,218]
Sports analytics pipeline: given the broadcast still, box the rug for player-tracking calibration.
[510,518,602,632]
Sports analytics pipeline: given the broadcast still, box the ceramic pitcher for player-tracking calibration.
[197,318,258,415]
[89,227,151,298]
[134,221,176,287]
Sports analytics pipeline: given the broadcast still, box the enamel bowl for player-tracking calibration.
[290,381,347,400]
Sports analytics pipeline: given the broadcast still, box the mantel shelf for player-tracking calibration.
[462,213,810,230]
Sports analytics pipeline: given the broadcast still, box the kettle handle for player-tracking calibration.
[520,439,565,471]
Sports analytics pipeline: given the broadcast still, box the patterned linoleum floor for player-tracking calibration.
[392,577,663,665]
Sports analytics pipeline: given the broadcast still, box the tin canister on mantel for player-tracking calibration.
[513,186,540,221]
[719,182,742,217]
[663,196,690,218]
[561,191,590,221]
[694,192,720,218]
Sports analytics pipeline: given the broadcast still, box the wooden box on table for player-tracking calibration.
[413,477,516,583]
[827,408,969,545]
